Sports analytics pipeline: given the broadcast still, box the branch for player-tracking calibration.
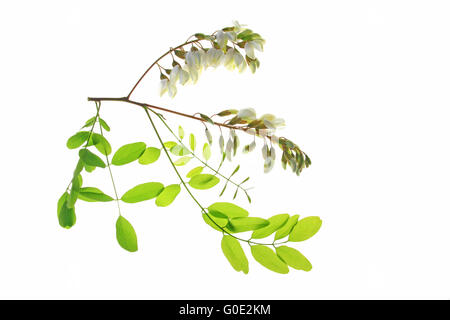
[127,39,201,99]
[87,96,251,133]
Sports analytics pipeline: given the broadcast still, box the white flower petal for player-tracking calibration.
[179,69,190,85]
[169,65,180,84]
[238,108,256,120]
[159,79,168,96]
[215,30,227,49]
[251,40,263,52]
[168,83,177,98]
[222,48,235,70]
[244,42,256,59]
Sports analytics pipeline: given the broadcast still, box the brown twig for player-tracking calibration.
[87,96,249,132]
[126,39,200,99]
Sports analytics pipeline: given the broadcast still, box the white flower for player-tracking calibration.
[207,48,223,68]
[169,65,180,84]
[186,50,202,70]
[159,79,168,96]
[225,31,237,42]
[233,50,246,73]
[222,48,236,70]
[215,30,228,49]
[200,50,208,69]
[168,82,177,98]
[179,69,190,85]
[185,64,199,83]
[244,40,263,59]
[264,157,274,173]
[238,108,256,121]
[260,113,285,129]
[232,20,246,33]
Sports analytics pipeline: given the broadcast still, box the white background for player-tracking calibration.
[1,0,449,299]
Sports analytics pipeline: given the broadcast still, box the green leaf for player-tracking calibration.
[82,116,96,128]
[138,147,160,165]
[73,158,84,178]
[219,183,227,197]
[199,113,214,125]
[170,145,190,156]
[221,235,249,274]
[251,245,289,274]
[98,118,110,131]
[84,164,96,173]
[189,133,196,151]
[66,131,90,149]
[228,217,269,233]
[208,202,249,218]
[178,126,184,140]
[155,184,181,207]
[289,216,322,242]
[217,109,238,116]
[92,133,112,156]
[78,187,114,202]
[276,246,312,271]
[240,177,250,184]
[230,165,240,177]
[186,166,203,178]
[188,174,220,190]
[164,141,177,149]
[57,192,76,229]
[121,182,164,203]
[67,173,81,208]
[251,214,289,239]
[173,156,192,166]
[202,213,228,231]
[111,142,146,166]
[116,216,138,252]
[274,214,299,240]
[202,143,211,161]
[79,149,106,168]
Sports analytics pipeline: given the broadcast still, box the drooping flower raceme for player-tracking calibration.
[157,23,265,98]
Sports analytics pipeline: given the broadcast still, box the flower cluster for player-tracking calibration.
[159,21,265,98]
